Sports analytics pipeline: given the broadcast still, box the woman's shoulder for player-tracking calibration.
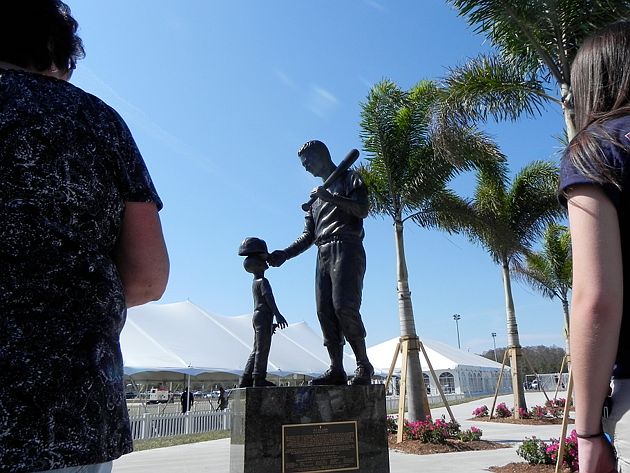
[2,69,123,124]
[575,115,630,166]
[594,115,630,145]
[64,79,126,125]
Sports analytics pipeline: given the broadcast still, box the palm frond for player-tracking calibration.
[357,164,396,219]
[473,157,509,221]
[512,221,572,301]
[447,0,630,86]
[360,79,477,225]
[441,54,554,125]
[512,253,558,299]
[432,120,508,172]
[508,161,563,248]
[455,157,565,266]
[407,189,474,233]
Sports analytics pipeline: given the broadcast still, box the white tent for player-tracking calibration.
[121,300,357,378]
[367,337,511,397]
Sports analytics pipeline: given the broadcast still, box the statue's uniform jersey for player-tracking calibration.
[285,170,368,255]
[284,169,369,346]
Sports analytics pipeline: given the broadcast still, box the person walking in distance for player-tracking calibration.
[181,388,194,413]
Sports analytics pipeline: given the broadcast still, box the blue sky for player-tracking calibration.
[65,0,568,355]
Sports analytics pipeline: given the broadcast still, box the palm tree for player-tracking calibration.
[456,158,562,416]
[359,79,504,422]
[513,223,572,354]
[444,0,630,140]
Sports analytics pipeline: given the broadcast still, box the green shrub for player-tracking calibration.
[517,437,549,465]
[386,415,398,434]
[399,416,483,444]
[457,426,483,442]
[495,402,512,418]
[517,431,579,471]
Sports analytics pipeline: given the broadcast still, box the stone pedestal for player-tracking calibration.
[230,384,389,473]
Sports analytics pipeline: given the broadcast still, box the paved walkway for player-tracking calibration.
[113,391,572,473]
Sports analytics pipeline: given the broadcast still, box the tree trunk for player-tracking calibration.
[501,259,527,417]
[394,219,429,422]
[561,82,577,141]
[561,296,570,365]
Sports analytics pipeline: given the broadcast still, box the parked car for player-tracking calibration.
[146,388,170,404]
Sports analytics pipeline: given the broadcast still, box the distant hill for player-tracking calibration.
[479,345,567,374]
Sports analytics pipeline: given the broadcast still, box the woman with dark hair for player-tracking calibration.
[0,0,85,77]
[561,21,630,473]
[0,1,169,472]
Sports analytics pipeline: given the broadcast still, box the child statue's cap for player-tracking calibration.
[238,237,269,257]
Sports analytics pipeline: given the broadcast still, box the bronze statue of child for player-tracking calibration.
[237,237,288,388]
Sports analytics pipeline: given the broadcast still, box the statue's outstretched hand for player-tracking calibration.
[268,250,288,267]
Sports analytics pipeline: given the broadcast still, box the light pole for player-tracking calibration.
[491,332,498,362]
[453,314,461,349]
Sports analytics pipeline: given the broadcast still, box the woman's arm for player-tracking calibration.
[567,185,622,472]
[113,202,169,308]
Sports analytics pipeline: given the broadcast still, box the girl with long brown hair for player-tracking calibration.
[561,20,630,473]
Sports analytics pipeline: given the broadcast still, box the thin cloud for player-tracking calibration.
[74,66,217,176]
[306,85,339,118]
[274,69,296,89]
[365,0,386,12]
[71,67,278,210]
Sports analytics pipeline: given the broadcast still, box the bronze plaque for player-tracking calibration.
[282,421,359,473]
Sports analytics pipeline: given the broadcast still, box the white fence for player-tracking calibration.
[385,394,465,412]
[126,400,223,417]
[128,409,231,440]
[525,372,569,392]
[128,393,476,440]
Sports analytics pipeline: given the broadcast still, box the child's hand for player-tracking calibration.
[275,315,288,330]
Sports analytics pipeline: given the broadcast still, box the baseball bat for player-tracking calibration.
[301,148,360,211]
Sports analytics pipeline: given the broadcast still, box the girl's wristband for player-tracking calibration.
[576,431,604,439]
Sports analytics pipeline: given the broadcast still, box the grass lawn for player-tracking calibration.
[133,430,231,452]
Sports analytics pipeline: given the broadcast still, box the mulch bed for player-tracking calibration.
[387,434,574,472]
[488,463,570,473]
[470,416,570,425]
[387,434,509,455]
[389,409,575,470]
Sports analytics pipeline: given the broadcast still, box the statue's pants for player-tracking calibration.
[243,310,274,377]
[315,240,366,347]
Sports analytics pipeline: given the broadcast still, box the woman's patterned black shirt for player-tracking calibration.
[0,70,162,472]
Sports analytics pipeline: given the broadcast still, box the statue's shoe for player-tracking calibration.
[238,375,253,388]
[350,363,374,385]
[309,369,348,386]
[253,377,276,387]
